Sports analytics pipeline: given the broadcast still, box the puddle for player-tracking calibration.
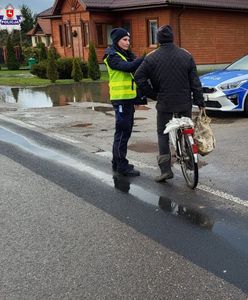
[72,123,92,128]
[134,117,147,121]
[87,106,113,115]
[159,196,214,229]
[135,106,151,111]
[0,82,110,108]
[128,142,158,153]
[0,127,247,256]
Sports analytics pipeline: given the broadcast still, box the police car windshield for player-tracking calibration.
[226,54,248,71]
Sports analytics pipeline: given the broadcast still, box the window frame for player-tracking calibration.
[64,22,72,47]
[121,19,132,45]
[81,21,90,47]
[147,18,158,47]
[94,23,113,48]
[59,25,64,47]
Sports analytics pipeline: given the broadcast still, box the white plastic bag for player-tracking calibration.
[164,117,194,147]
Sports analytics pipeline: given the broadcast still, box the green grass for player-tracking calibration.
[0,69,109,86]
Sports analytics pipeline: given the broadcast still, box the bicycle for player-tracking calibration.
[164,114,199,189]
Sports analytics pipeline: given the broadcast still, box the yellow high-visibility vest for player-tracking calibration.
[104,51,137,101]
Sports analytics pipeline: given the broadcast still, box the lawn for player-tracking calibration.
[0,69,109,86]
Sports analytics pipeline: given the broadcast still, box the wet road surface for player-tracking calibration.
[0,121,247,298]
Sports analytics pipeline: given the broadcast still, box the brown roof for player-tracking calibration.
[26,19,52,36]
[37,7,54,17]
[84,0,248,10]
[42,0,248,16]
[38,19,52,34]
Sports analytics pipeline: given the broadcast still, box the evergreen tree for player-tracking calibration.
[20,5,35,46]
[46,47,58,83]
[6,35,20,70]
[71,58,83,82]
[88,42,101,80]
[37,42,47,61]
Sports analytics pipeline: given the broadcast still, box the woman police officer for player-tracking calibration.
[104,28,146,176]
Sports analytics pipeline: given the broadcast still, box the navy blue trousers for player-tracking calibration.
[112,103,134,172]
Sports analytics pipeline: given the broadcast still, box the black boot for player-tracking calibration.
[155,154,174,182]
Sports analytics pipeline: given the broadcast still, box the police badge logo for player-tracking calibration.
[0,4,22,33]
[6,4,14,18]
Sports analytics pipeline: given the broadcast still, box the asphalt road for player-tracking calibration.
[0,122,247,299]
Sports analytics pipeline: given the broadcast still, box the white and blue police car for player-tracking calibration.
[200,54,248,116]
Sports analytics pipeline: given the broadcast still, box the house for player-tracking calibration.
[35,0,248,65]
[27,17,52,47]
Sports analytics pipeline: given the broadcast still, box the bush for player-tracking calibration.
[57,57,89,79]
[37,42,47,61]
[88,42,101,80]
[47,47,58,83]
[6,35,20,70]
[22,46,39,65]
[30,60,48,78]
[81,61,88,78]
[71,58,83,82]
[57,57,73,79]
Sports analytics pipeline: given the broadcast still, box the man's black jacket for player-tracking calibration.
[134,43,205,112]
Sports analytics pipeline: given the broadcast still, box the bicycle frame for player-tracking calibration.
[164,116,199,189]
[180,127,198,163]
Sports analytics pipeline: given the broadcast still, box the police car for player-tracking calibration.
[200,54,248,116]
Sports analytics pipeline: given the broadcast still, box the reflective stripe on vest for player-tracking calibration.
[104,51,137,101]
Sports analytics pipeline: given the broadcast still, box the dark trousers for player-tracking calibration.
[157,110,192,155]
[112,103,134,171]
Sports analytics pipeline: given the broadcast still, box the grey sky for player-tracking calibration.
[1,0,54,14]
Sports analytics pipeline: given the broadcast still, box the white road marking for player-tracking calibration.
[50,134,80,144]
[197,184,248,207]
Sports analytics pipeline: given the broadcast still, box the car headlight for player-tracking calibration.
[219,80,247,90]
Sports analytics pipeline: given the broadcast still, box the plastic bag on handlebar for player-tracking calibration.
[164,117,194,147]
[193,110,216,156]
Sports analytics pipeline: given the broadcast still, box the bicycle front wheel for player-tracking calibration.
[178,133,198,189]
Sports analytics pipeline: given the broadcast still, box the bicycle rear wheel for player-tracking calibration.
[177,132,198,189]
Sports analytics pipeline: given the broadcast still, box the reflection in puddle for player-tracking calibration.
[159,196,214,229]
[0,82,110,108]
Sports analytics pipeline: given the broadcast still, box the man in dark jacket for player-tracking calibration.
[134,24,205,182]
[104,28,145,176]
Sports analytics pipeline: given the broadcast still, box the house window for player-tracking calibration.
[64,23,72,47]
[59,25,64,46]
[96,24,104,46]
[83,22,89,47]
[122,20,131,35]
[122,20,132,44]
[106,25,113,45]
[46,36,51,47]
[95,23,113,47]
[148,19,158,46]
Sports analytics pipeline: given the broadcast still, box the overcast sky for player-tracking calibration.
[1,0,54,14]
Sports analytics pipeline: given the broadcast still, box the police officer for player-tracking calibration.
[104,28,145,176]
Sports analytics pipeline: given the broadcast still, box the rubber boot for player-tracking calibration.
[155,154,174,182]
